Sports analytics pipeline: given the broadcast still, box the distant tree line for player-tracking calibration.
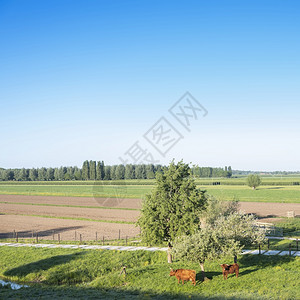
[0,162,232,181]
[191,166,232,178]
[233,170,300,176]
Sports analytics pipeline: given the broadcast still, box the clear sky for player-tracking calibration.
[1,0,299,171]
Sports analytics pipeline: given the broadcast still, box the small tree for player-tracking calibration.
[200,196,239,227]
[173,211,266,280]
[173,226,240,281]
[137,161,207,244]
[247,174,261,190]
[213,211,266,262]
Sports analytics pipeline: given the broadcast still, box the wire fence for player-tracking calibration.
[0,229,142,246]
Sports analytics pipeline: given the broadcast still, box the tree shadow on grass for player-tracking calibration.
[0,285,261,299]
[196,271,220,282]
[0,226,84,239]
[238,253,295,270]
[4,251,86,277]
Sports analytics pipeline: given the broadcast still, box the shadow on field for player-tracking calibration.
[254,214,278,219]
[4,252,85,278]
[0,285,260,300]
[0,226,84,239]
[238,253,295,272]
[196,271,219,282]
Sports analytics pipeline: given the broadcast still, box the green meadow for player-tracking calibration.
[0,246,299,299]
[0,179,300,203]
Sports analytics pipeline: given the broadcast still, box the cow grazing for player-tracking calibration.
[169,268,196,286]
[220,263,239,280]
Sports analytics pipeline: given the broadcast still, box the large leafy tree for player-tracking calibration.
[247,174,261,189]
[137,161,207,244]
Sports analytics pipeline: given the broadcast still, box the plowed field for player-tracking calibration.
[1,194,299,241]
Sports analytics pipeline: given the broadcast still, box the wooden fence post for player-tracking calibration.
[259,244,261,255]
[167,242,173,263]
[126,236,128,246]
[58,233,61,244]
[36,232,39,243]
[297,239,298,251]
[96,232,98,241]
[119,229,121,240]
[75,231,77,241]
[102,236,104,245]
[52,230,55,240]
[289,244,291,256]
[16,232,18,243]
[80,234,82,244]
[267,239,270,250]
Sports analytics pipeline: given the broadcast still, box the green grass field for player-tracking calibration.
[0,181,300,203]
[0,247,299,299]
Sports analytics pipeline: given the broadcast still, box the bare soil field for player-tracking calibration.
[0,203,139,223]
[239,202,300,218]
[0,215,139,241]
[0,194,142,209]
[1,195,299,241]
[1,194,299,217]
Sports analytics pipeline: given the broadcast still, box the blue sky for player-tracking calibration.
[1,0,299,171]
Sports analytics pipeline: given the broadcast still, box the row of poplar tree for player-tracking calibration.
[0,161,232,181]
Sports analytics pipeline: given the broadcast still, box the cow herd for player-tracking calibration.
[169,263,239,286]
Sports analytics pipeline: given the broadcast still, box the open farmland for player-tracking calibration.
[1,178,300,242]
[0,180,300,203]
[1,194,300,242]
[0,215,140,241]
[0,202,139,223]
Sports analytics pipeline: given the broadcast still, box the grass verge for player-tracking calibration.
[0,247,299,299]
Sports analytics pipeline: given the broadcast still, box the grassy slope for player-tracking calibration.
[0,183,300,203]
[0,247,299,299]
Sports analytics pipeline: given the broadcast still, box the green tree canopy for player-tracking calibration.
[247,174,261,189]
[137,161,207,244]
[173,210,266,280]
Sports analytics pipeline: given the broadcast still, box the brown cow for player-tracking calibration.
[220,263,239,280]
[169,268,196,286]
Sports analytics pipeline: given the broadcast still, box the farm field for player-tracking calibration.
[0,182,300,203]
[0,246,299,299]
[0,214,139,241]
[1,178,300,243]
[0,202,138,223]
[1,194,300,242]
